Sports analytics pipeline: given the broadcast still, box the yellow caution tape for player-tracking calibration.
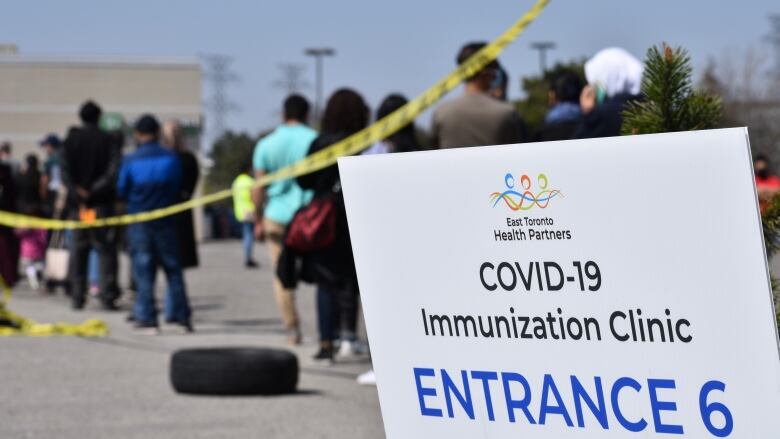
[0,0,549,230]
[0,274,108,337]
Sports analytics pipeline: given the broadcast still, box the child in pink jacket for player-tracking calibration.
[15,228,47,290]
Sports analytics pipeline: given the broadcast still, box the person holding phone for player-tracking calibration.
[573,47,644,139]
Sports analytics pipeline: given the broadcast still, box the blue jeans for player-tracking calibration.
[316,285,358,343]
[88,249,99,285]
[241,221,254,263]
[317,286,336,342]
[128,221,191,324]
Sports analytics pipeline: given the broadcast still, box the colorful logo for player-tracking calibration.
[490,173,562,210]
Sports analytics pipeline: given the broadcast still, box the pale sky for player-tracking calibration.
[2,0,778,144]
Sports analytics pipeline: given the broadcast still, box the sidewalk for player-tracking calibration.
[0,241,384,439]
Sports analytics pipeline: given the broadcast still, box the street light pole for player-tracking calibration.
[304,47,336,124]
[530,41,556,73]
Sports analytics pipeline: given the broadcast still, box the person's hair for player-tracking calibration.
[376,94,419,153]
[134,114,161,137]
[20,154,41,210]
[0,141,10,154]
[457,42,499,82]
[162,120,186,151]
[79,100,102,125]
[25,154,38,169]
[320,88,369,135]
[754,153,770,165]
[550,71,584,104]
[284,94,310,122]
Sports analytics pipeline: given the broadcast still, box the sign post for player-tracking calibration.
[339,128,780,438]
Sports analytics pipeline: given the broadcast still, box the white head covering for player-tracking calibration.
[584,47,644,97]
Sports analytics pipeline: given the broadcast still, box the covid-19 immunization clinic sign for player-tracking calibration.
[339,128,780,438]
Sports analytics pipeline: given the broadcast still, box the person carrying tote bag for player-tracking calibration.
[44,230,70,286]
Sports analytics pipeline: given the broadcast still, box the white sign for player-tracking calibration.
[339,128,780,438]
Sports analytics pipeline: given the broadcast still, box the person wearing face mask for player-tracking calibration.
[754,154,780,213]
[573,47,644,139]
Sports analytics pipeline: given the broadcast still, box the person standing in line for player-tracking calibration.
[0,141,20,176]
[39,134,70,294]
[14,154,46,290]
[15,154,42,215]
[14,222,46,291]
[430,42,526,148]
[161,120,200,271]
[61,101,121,310]
[754,154,780,213]
[232,163,258,268]
[118,115,192,334]
[364,94,421,155]
[39,134,65,219]
[357,93,421,383]
[572,47,644,139]
[252,94,317,345]
[291,88,368,361]
[536,70,584,141]
[0,159,19,288]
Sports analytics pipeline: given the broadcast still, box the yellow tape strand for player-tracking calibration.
[0,274,108,337]
[0,0,550,230]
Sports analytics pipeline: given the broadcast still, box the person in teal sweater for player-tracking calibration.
[252,94,317,345]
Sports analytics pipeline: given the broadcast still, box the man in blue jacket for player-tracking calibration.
[118,114,192,333]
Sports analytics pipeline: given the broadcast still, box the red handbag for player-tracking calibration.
[284,196,337,252]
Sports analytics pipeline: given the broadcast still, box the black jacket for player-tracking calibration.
[174,150,200,269]
[61,123,121,209]
[535,120,579,142]
[0,162,19,286]
[572,93,641,139]
[277,132,358,292]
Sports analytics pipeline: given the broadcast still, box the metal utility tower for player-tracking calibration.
[201,53,239,149]
[273,63,310,94]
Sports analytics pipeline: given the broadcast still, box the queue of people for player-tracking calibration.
[233,42,647,373]
[0,101,199,334]
[4,41,763,384]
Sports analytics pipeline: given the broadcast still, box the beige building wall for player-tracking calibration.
[0,55,206,239]
[0,55,202,157]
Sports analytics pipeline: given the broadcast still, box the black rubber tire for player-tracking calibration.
[170,347,298,395]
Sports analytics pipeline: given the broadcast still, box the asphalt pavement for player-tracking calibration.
[0,240,384,439]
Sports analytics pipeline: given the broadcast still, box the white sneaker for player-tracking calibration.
[25,265,39,290]
[338,339,371,360]
[133,321,161,336]
[337,340,357,358]
[357,370,376,386]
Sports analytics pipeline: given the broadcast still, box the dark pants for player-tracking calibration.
[70,225,119,305]
[128,221,191,324]
[316,285,358,343]
[317,287,336,342]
